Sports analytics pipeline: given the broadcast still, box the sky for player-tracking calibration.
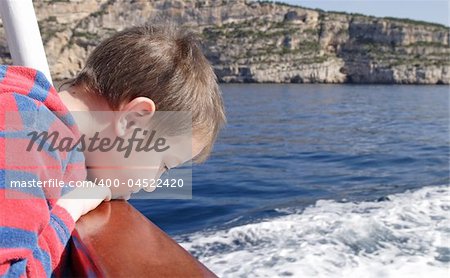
[278,0,449,26]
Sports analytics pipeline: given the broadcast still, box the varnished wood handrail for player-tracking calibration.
[70,201,216,277]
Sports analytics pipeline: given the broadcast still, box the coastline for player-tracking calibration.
[1,0,448,84]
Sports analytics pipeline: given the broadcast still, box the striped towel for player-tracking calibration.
[0,65,86,277]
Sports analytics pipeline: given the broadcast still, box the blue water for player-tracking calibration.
[130,84,449,237]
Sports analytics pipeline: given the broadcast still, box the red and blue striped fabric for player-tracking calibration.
[0,66,87,277]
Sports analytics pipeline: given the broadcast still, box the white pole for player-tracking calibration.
[0,0,53,84]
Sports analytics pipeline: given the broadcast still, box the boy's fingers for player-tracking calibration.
[61,185,111,201]
[100,186,112,201]
[89,185,112,201]
[57,185,112,222]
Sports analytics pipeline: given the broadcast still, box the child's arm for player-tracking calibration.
[0,65,111,276]
[0,101,109,276]
[56,185,112,222]
[0,186,110,277]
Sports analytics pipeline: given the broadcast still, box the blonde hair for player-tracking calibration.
[63,25,226,162]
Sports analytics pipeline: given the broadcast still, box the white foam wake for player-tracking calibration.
[179,186,450,278]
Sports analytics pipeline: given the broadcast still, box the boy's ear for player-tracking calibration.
[115,97,156,137]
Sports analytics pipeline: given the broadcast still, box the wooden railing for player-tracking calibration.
[66,201,216,277]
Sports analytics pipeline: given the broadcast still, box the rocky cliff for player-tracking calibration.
[0,0,448,84]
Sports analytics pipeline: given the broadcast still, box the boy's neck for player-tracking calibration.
[59,85,113,136]
[59,85,111,112]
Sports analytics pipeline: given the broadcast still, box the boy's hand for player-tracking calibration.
[56,185,112,222]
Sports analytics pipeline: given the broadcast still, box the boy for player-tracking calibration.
[0,25,225,276]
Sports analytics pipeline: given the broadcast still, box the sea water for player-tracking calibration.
[130,84,449,277]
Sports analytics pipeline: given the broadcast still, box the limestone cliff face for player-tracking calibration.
[0,0,448,84]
